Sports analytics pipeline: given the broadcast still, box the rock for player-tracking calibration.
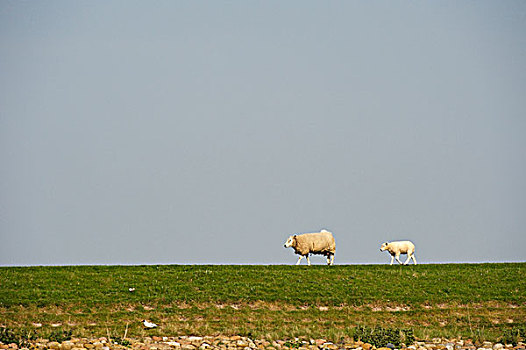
[236,340,248,348]
[315,340,327,347]
[165,342,181,348]
[0,336,508,350]
[48,342,61,349]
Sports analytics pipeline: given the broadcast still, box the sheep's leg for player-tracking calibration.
[411,254,417,265]
[327,253,334,265]
[325,254,334,265]
[296,256,303,265]
[306,255,311,266]
[395,253,403,265]
[390,255,394,265]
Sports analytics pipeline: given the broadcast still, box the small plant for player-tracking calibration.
[113,337,131,347]
[0,327,19,345]
[108,326,131,348]
[501,327,525,347]
[283,339,305,349]
[48,329,72,343]
[353,325,414,348]
[0,327,38,347]
[402,328,415,345]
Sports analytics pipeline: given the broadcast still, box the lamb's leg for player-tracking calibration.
[390,255,394,265]
[330,254,334,265]
[296,256,303,265]
[411,254,417,265]
[403,254,411,265]
[326,254,331,265]
[395,253,403,265]
[306,255,311,266]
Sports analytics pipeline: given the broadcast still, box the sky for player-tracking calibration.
[1,1,525,266]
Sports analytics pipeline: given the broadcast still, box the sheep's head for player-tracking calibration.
[284,235,296,248]
[380,242,389,251]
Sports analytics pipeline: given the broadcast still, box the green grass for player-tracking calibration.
[0,264,524,342]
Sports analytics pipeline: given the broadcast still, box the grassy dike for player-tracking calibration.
[0,264,524,342]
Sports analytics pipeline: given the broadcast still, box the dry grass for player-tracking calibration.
[1,301,524,341]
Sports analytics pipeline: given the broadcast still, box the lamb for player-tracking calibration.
[380,241,417,265]
[284,229,336,266]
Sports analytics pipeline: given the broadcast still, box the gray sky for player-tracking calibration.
[1,1,525,266]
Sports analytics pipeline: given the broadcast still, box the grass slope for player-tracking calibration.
[0,264,524,342]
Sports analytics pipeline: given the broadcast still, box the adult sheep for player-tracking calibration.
[284,229,335,266]
[380,241,417,265]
